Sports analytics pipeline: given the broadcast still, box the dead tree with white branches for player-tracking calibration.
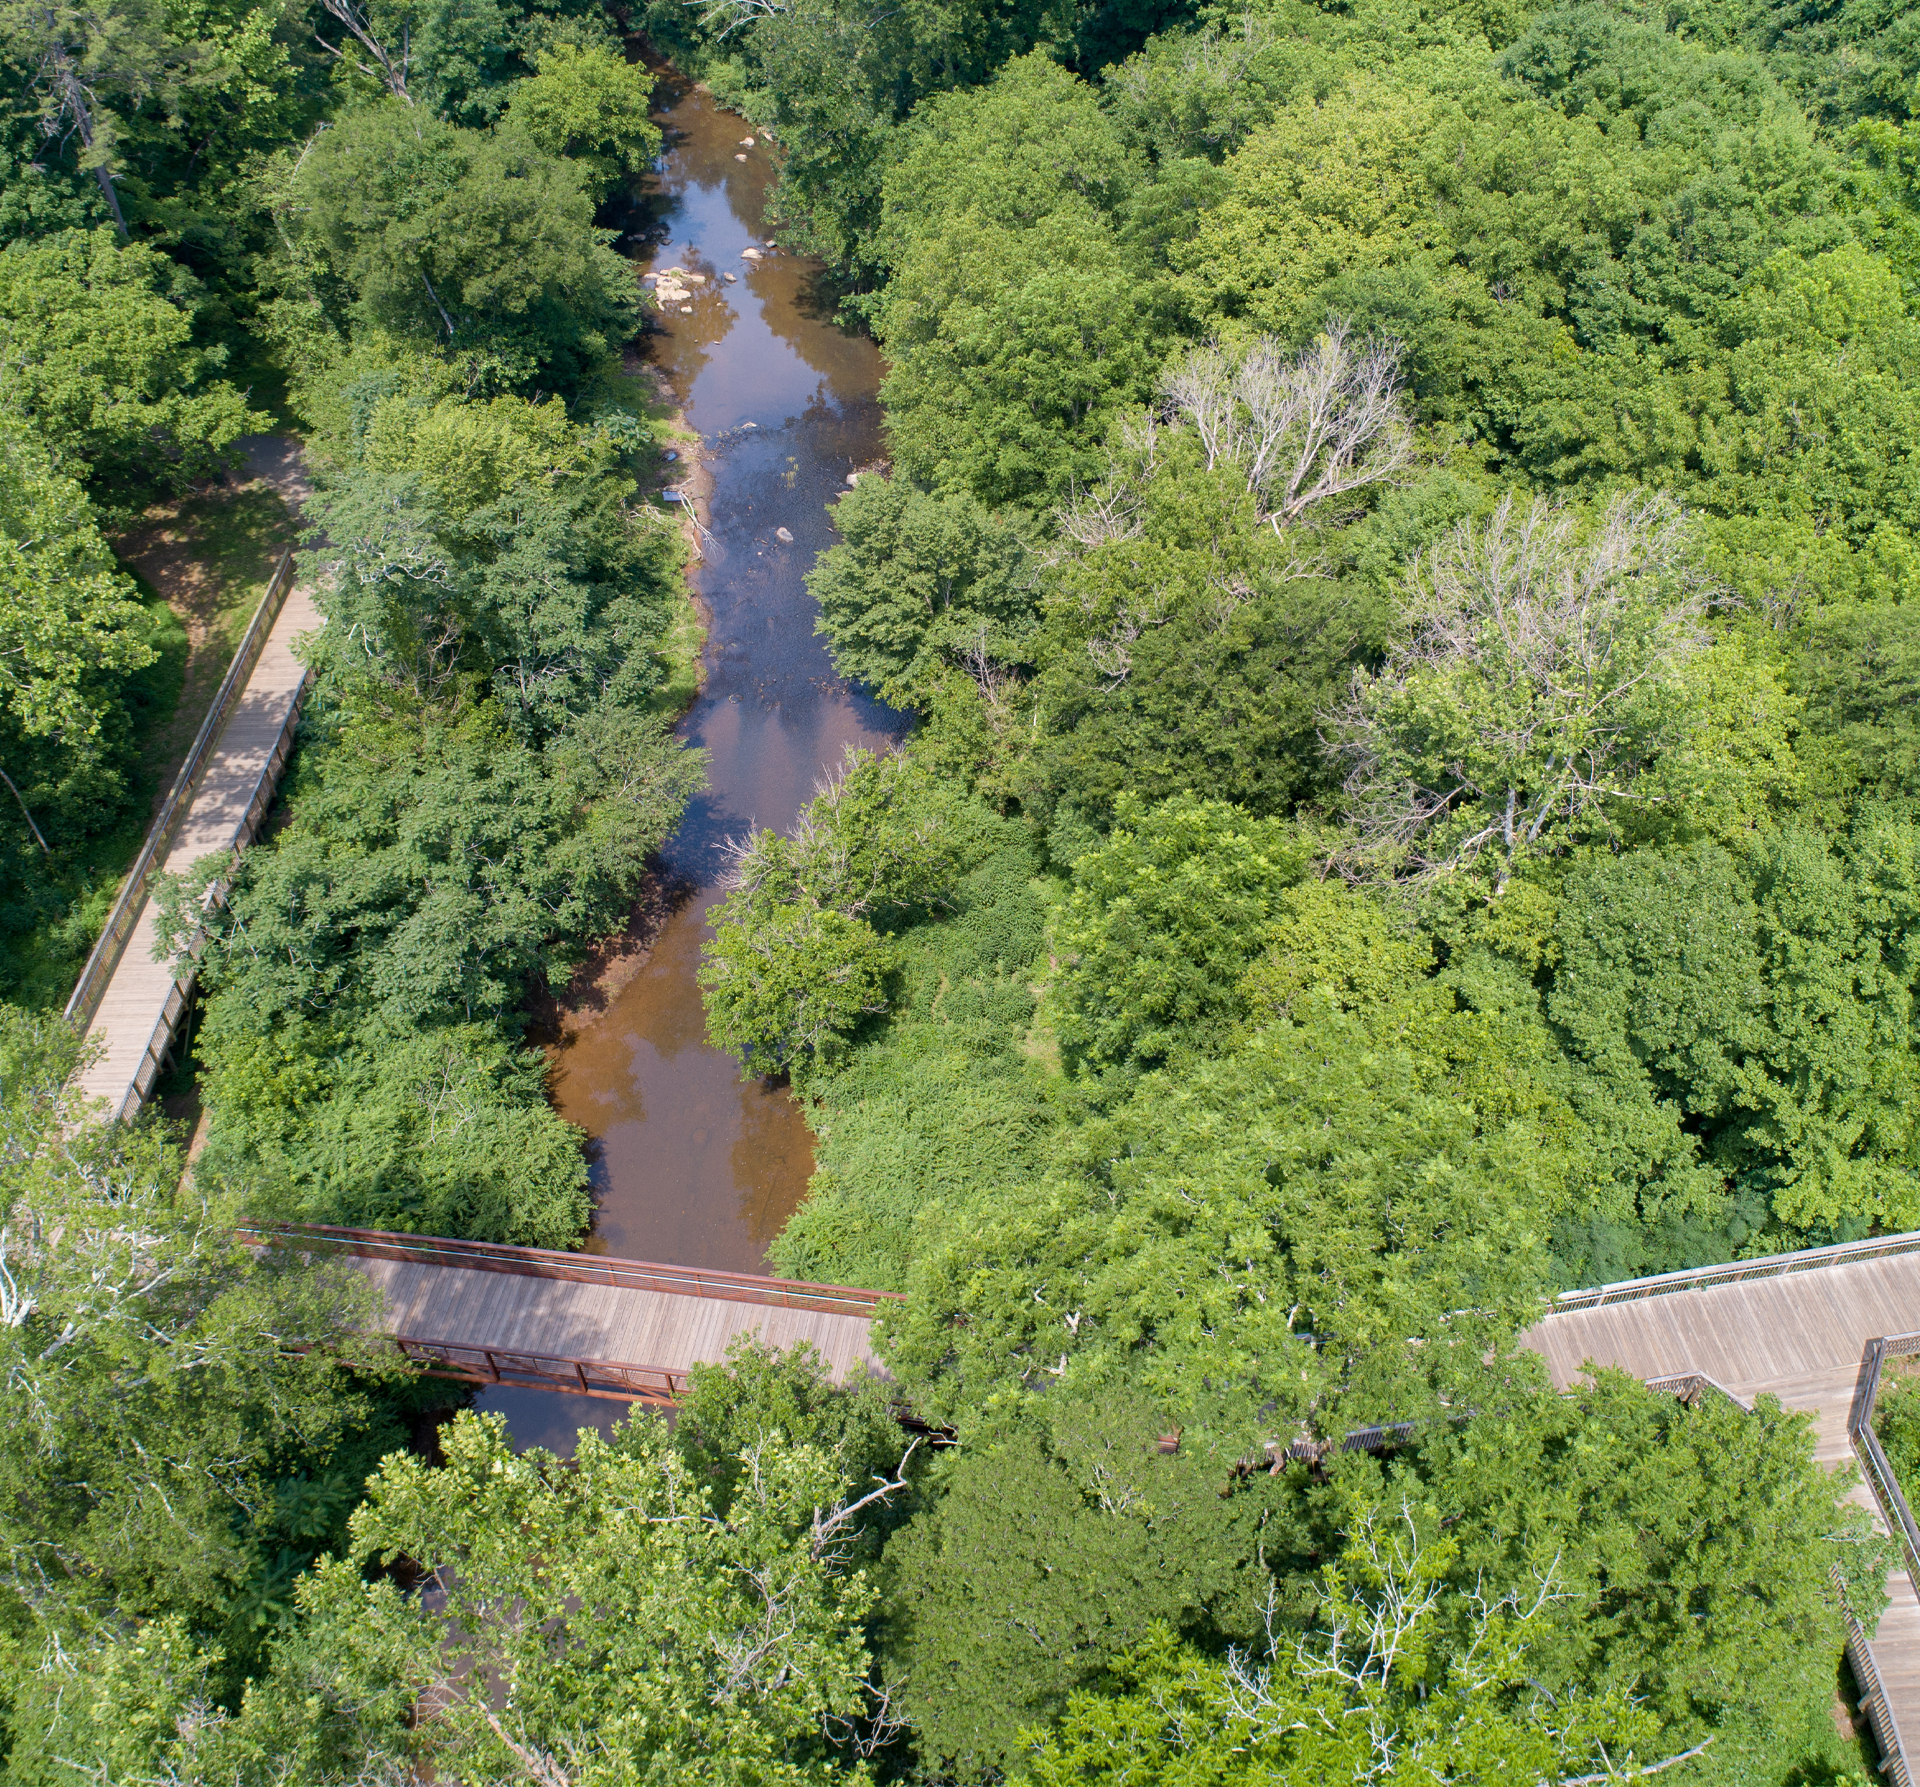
[1159,321,1414,538]
[1328,490,1713,889]
[1058,323,1410,685]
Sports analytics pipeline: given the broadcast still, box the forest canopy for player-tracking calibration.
[1,0,1916,1776]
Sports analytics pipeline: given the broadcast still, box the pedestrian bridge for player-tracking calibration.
[245,1219,1920,1779]
[239,1222,897,1403]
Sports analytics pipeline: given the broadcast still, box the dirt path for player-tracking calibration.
[113,433,309,817]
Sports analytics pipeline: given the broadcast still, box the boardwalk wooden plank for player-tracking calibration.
[75,584,320,1120]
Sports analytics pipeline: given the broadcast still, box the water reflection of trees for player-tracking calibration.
[745,259,883,403]
[730,1072,814,1247]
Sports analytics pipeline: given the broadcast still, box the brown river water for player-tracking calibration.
[477,74,905,1451]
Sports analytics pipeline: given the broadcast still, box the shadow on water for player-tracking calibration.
[470,1385,636,1458]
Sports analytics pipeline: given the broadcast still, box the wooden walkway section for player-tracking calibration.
[68,557,317,1122]
[245,1224,894,1404]
[1528,1239,1920,1779]
[252,1225,1920,1766]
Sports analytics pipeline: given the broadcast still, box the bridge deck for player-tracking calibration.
[76,585,321,1121]
[1529,1251,1920,1765]
[357,1255,886,1386]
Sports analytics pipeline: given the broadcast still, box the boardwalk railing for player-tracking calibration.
[394,1336,693,1405]
[1851,1325,1920,1787]
[240,1221,905,1319]
[1847,1612,1911,1787]
[1848,1330,1920,1787]
[1852,1331,1920,1593]
[1549,1227,1920,1312]
[1654,1370,1912,1784]
[66,549,301,1040]
[1643,1371,1753,1412]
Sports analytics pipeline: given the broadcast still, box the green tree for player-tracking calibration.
[0,422,151,764]
[1791,598,1920,813]
[883,1403,1312,1776]
[1017,1518,1660,1787]
[1876,1376,1920,1486]
[0,1005,403,1762]
[879,208,1168,507]
[870,51,1142,279]
[1170,71,1454,339]
[808,475,1036,709]
[866,53,1163,503]
[0,228,262,492]
[506,41,661,202]
[700,749,973,1076]
[1052,793,1308,1070]
[308,387,677,734]
[1028,410,1402,823]
[0,419,179,1003]
[884,1004,1561,1435]
[276,101,638,396]
[0,0,204,233]
[180,686,700,1243]
[671,0,1081,277]
[222,1407,905,1784]
[1418,1372,1890,1775]
[1548,826,1920,1248]
[763,832,1056,1290]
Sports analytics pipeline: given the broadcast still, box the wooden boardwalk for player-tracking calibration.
[246,1224,894,1404]
[365,1255,886,1395]
[1528,1244,1920,1777]
[70,568,318,1122]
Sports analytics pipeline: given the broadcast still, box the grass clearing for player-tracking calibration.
[651,584,706,714]
[115,480,299,808]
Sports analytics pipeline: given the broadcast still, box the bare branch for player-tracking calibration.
[1159,321,1413,535]
[482,1710,578,1787]
[314,0,411,102]
[809,1435,919,1560]
[1551,1736,1715,1785]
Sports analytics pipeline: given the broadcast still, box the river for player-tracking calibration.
[477,71,904,1451]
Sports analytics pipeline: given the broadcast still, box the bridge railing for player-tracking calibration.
[240,1221,905,1319]
[1848,1332,1920,1787]
[394,1336,692,1405]
[1549,1227,1920,1312]
[66,549,300,1041]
